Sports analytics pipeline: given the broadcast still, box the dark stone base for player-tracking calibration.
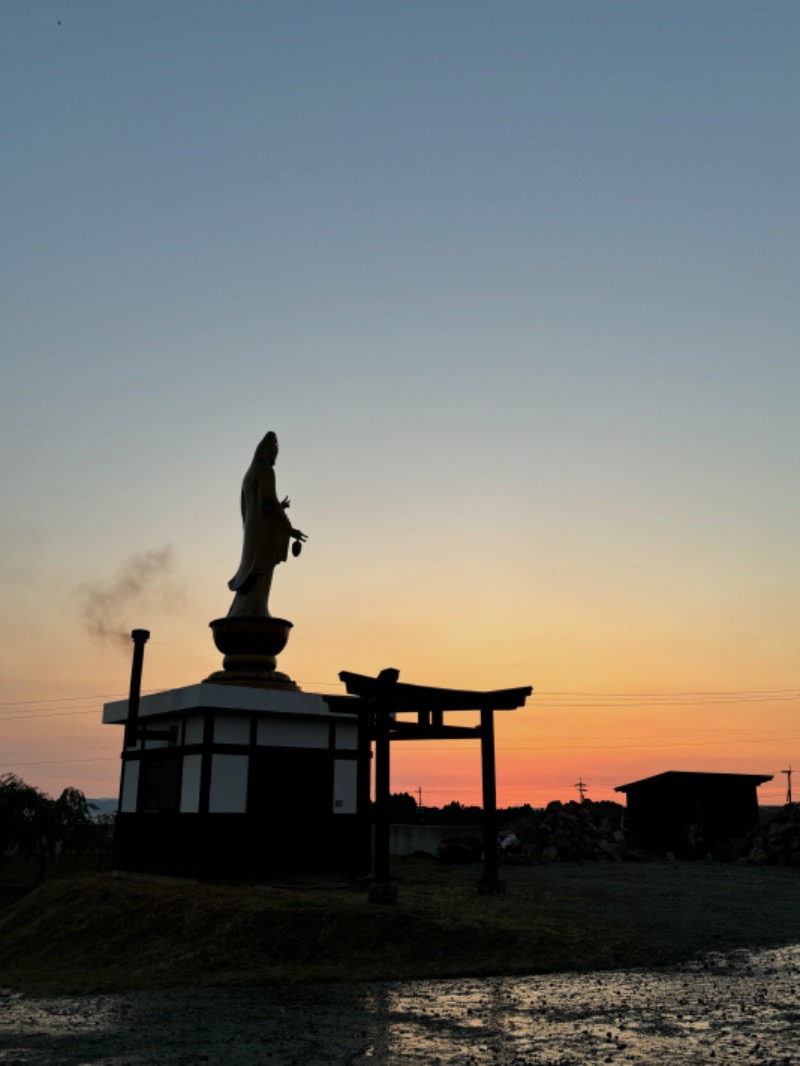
[207,616,299,691]
[113,807,367,880]
[347,875,373,893]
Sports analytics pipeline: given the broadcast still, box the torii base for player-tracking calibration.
[368,882,398,905]
[477,876,506,895]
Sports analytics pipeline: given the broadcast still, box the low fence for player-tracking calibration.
[388,824,482,857]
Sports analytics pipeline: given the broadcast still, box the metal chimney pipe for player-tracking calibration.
[124,629,150,749]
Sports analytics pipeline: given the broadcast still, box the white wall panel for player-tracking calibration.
[335,721,358,750]
[333,759,358,814]
[214,713,250,745]
[209,754,249,813]
[257,718,328,748]
[180,754,203,813]
[184,714,205,745]
[120,761,140,813]
[143,715,178,749]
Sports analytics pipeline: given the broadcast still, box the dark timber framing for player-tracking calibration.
[338,669,533,896]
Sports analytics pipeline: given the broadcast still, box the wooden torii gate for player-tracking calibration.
[337,669,533,900]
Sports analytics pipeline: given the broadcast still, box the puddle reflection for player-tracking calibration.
[1,946,798,1064]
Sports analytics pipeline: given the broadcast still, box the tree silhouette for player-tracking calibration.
[0,773,104,881]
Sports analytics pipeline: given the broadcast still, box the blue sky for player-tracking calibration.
[1,2,798,803]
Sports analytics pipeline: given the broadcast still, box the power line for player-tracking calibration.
[391,733,800,752]
[0,757,117,767]
[397,724,800,745]
[1,747,118,758]
[0,708,109,722]
[510,726,800,742]
[0,691,130,708]
[4,707,798,734]
[524,734,800,751]
[0,685,797,710]
[539,688,800,697]
[532,696,800,708]
[0,681,347,718]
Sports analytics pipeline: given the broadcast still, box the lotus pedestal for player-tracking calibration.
[206,616,299,691]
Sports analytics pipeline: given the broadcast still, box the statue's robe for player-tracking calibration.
[228,459,292,592]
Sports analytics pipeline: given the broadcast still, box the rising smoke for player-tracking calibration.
[76,546,184,650]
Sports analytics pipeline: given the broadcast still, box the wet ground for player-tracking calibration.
[1,945,798,1065]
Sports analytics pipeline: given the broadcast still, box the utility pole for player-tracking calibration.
[574,778,588,803]
[781,766,793,805]
[416,786,423,813]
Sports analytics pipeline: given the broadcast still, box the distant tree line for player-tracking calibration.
[0,773,114,882]
[381,792,538,826]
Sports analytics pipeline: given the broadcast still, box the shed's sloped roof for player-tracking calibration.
[615,770,773,793]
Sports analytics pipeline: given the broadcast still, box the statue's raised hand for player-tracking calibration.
[281,496,291,509]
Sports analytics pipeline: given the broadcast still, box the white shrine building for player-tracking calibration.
[103,682,369,879]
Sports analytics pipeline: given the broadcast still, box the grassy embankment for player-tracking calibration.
[1,858,798,994]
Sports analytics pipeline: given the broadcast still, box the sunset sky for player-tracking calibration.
[1,2,798,808]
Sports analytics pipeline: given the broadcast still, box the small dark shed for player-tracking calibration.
[615,771,773,857]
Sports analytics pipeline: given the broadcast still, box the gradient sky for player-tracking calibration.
[2,1,798,807]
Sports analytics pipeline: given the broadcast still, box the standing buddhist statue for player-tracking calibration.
[208,431,307,690]
[227,431,307,618]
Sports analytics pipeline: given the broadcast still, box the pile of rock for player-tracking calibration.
[731,804,800,866]
[500,800,646,864]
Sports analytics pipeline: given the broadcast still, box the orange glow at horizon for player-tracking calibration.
[3,624,796,812]
[2,546,797,810]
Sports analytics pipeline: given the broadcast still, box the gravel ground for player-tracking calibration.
[1,945,799,1065]
[496,860,800,958]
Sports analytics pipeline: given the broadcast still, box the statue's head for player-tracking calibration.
[255,431,279,465]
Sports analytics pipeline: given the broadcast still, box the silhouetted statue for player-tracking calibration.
[227,432,307,618]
